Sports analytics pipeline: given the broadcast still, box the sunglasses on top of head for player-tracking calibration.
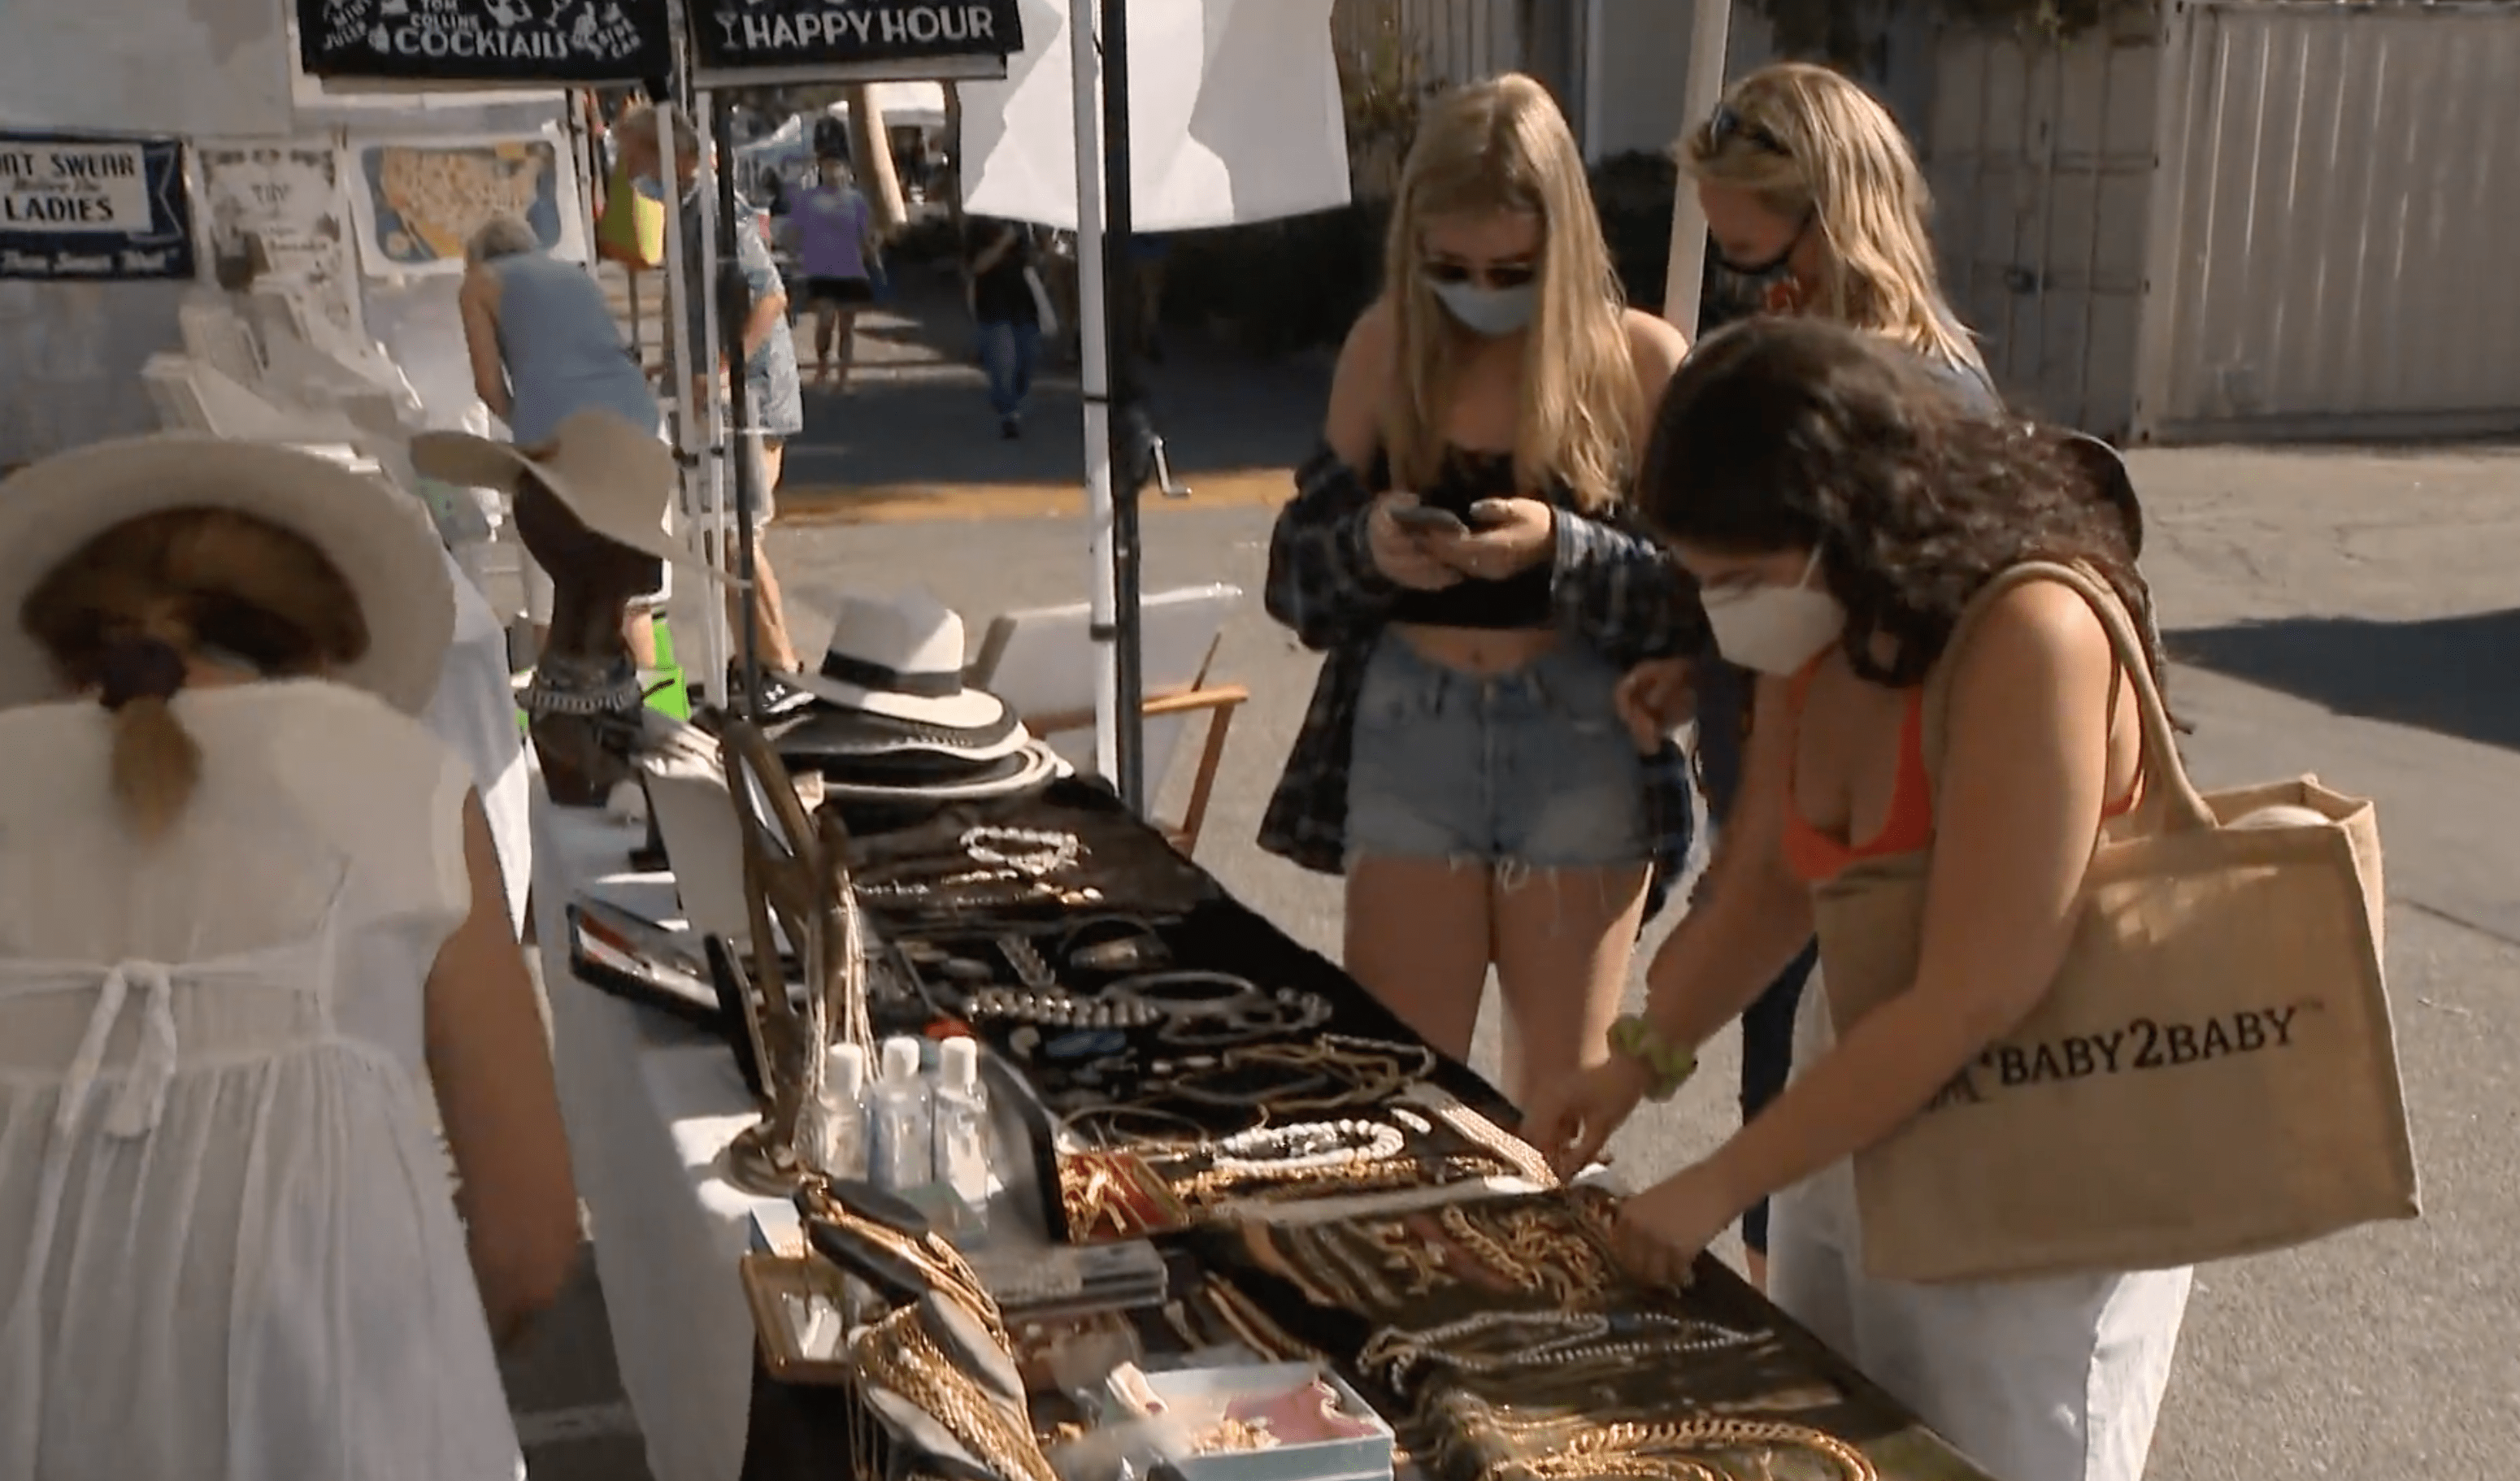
[1707,105,1791,158]
[1420,258,1539,291]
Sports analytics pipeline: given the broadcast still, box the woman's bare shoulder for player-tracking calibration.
[1949,576,2124,707]
[1622,305,1688,371]
[1325,298,1401,463]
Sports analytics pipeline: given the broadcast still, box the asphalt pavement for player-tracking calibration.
[509,285,2520,1477]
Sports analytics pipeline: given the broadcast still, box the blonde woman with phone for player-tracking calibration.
[1261,75,1694,1105]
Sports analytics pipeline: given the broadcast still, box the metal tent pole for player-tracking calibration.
[1100,0,1147,815]
[1662,0,1734,332]
[1068,0,1123,786]
[709,89,764,719]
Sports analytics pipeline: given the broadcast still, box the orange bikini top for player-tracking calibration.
[1779,658,2139,885]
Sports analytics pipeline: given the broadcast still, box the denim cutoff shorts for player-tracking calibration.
[1344,632,1649,871]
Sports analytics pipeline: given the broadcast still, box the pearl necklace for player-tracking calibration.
[960,825,1080,877]
[1210,1119,1406,1177]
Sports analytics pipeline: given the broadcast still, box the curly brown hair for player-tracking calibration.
[1635,315,2157,689]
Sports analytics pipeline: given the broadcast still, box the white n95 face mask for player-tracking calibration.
[1700,548,1845,675]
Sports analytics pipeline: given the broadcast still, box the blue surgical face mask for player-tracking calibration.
[1431,280,1537,337]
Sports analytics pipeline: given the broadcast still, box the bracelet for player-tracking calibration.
[1608,1014,1697,1102]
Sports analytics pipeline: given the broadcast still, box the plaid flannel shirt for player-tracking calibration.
[1258,447,1703,922]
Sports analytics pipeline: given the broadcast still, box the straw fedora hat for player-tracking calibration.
[0,435,454,714]
[786,588,1008,732]
[411,406,727,578]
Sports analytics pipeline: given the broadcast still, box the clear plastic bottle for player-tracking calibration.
[868,1036,935,1194]
[930,1036,993,1236]
[807,1041,869,1183]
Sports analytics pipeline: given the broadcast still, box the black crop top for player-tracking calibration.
[1371,446,1565,630]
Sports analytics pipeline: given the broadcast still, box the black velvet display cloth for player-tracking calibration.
[600,781,1987,1481]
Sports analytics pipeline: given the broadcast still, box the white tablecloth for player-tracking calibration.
[425,546,532,937]
[532,802,789,1481]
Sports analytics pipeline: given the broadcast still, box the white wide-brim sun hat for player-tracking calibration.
[0,435,455,715]
[411,406,735,581]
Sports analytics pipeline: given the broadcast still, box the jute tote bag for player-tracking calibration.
[1812,562,2418,1284]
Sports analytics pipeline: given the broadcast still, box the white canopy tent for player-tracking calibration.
[956,0,1348,791]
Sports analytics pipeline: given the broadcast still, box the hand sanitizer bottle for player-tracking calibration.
[807,1041,868,1183]
[868,1036,934,1194]
[931,1036,992,1236]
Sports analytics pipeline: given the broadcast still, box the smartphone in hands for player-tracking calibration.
[1466,498,1516,528]
[1390,504,1469,536]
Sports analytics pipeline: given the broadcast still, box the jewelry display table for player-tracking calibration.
[533,785,1994,1481]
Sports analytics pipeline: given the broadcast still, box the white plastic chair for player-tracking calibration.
[967,584,1247,854]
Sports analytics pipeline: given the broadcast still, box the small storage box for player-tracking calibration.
[1110,1361,1395,1481]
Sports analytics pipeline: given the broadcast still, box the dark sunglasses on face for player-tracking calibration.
[1421,258,1539,290]
[1707,104,1791,159]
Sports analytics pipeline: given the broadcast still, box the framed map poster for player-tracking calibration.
[350,128,587,276]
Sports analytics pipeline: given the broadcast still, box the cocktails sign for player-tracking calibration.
[298,0,674,85]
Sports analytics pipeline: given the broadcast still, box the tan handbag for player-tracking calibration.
[1812,561,2418,1283]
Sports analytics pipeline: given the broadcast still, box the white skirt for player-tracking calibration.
[1767,970,2192,1481]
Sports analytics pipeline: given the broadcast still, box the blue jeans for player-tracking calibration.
[1697,658,1817,1256]
[977,319,1039,419]
[1345,635,1649,870]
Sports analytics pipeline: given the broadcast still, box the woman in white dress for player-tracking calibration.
[0,436,581,1478]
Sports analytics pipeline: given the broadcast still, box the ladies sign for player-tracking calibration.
[298,0,673,84]
[691,0,1023,80]
[0,133,195,280]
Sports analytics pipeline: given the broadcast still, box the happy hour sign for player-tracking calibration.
[692,0,1023,76]
[0,133,196,280]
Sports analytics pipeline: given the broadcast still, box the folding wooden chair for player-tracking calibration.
[966,584,1248,855]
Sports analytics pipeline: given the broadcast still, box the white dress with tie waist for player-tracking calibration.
[0,680,523,1480]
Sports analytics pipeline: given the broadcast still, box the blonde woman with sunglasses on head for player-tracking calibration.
[1618,62,2000,1292]
[1262,75,1695,1106]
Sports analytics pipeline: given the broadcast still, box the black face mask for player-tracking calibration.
[1715,213,1810,280]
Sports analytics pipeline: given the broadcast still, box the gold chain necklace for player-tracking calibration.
[1474,1418,1877,1481]
[854,1309,1058,1481]
[1437,1203,1612,1305]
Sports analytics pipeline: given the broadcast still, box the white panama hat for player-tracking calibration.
[0,435,454,715]
[786,588,1009,732]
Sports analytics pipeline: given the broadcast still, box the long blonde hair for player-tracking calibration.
[1384,74,1640,514]
[20,510,368,840]
[1682,63,1982,371]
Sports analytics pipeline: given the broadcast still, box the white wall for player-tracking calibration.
[1585,0,1697,160]
[0,80,569,467]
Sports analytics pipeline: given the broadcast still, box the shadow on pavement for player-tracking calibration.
[2168,607,2520,753]
[778,269,1328,509]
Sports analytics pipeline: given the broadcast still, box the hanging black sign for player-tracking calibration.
[0,132,196,281]
[298,0,673,85]
[692,0,1023,78]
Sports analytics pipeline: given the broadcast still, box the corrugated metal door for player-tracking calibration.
[2140,0,2520,440]
[1332,0,1522,89]
[1925,20,2161,436]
